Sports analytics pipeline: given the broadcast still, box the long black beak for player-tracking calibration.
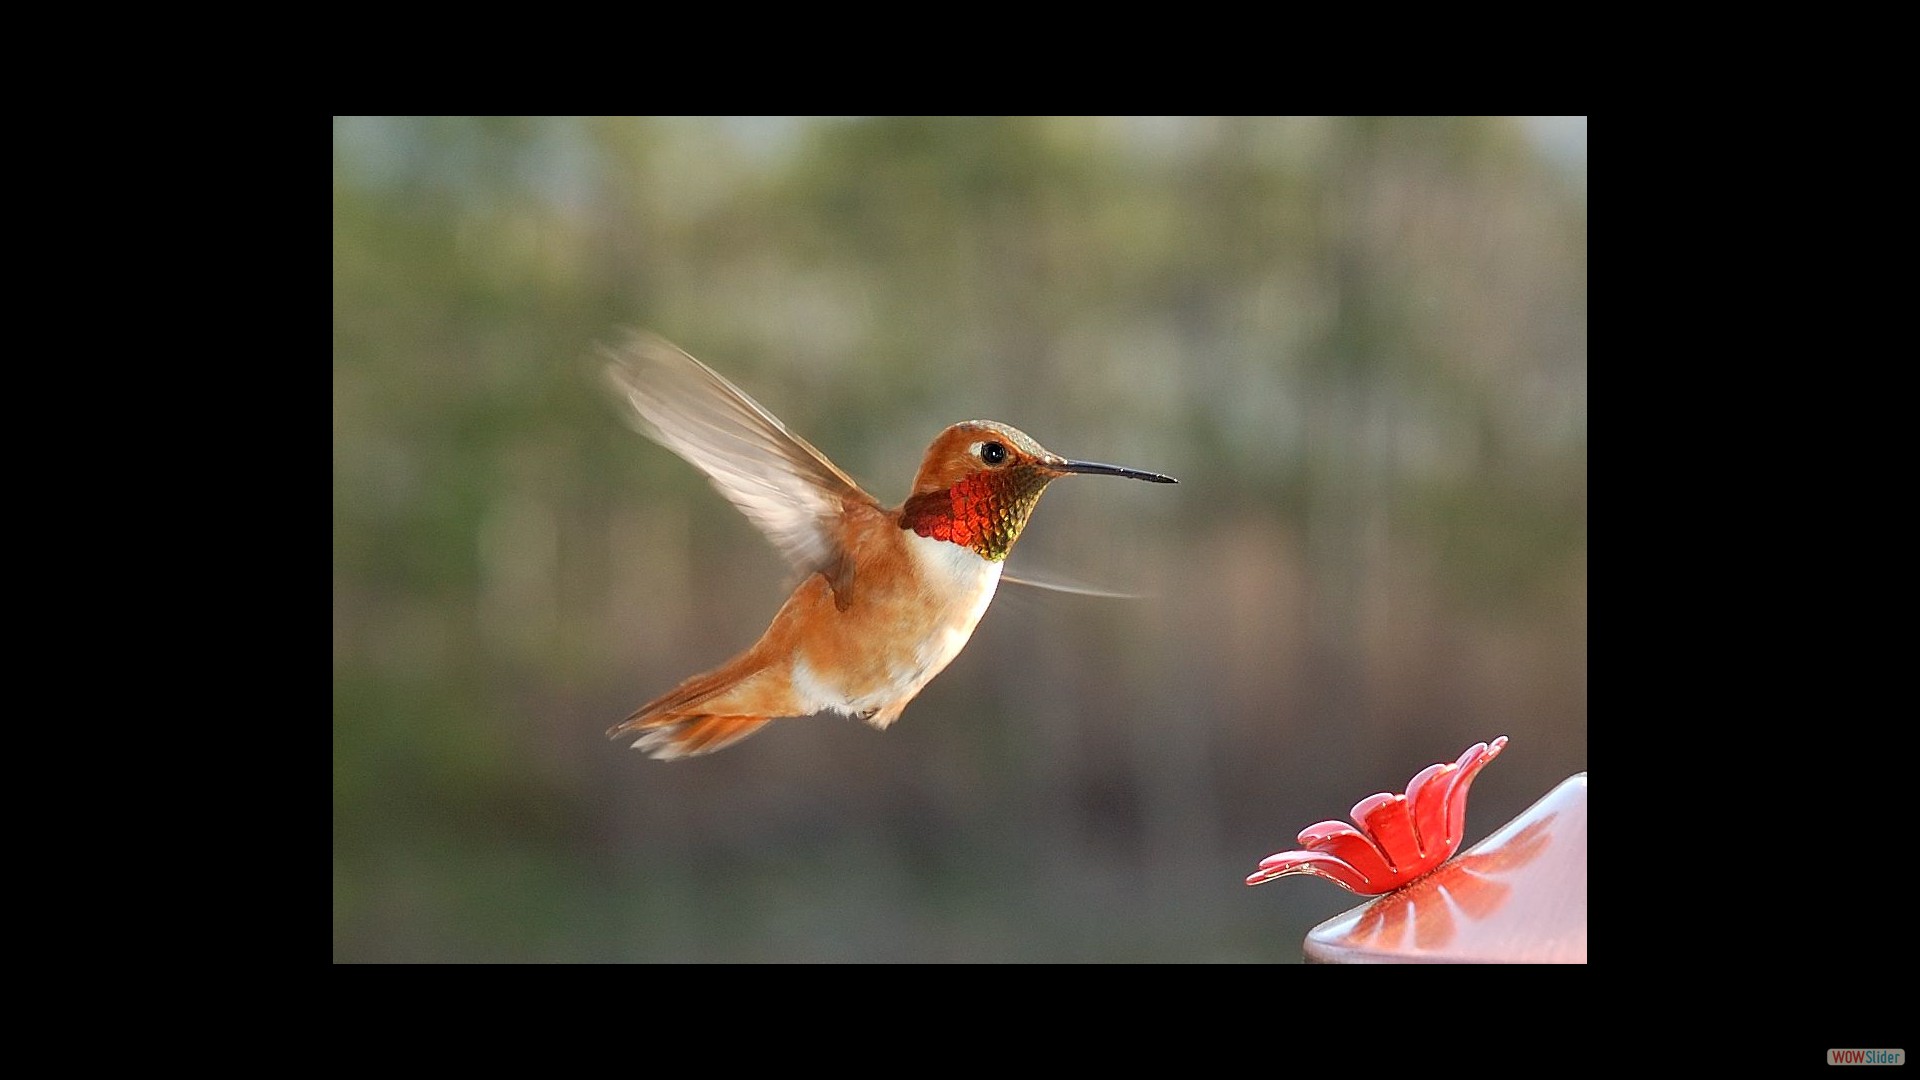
[1048,456,1179,484]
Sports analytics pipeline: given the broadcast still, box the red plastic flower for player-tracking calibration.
[1246,736,1508,894]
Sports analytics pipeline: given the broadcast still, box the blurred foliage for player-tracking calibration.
[333,116,1586,962]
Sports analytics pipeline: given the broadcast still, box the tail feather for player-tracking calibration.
[607,653,781,760]
[612,713,773,760]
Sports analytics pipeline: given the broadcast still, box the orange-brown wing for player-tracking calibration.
[604,332,880,580]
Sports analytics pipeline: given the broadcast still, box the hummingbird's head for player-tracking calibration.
[899,421,1176,561]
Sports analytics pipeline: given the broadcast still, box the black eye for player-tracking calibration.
[980,441,1007,465]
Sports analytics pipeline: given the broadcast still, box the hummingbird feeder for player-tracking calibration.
[1246,736,1508,894]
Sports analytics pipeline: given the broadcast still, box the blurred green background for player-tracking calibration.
[333,116,1586,963]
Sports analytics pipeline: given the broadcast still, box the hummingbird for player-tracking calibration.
[603,333,1177,760]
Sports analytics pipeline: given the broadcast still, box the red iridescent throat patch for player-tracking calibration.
[901,468,1050,561]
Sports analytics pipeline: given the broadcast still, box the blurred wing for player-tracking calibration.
[1001,565,1146,600]
[604,332,879,577]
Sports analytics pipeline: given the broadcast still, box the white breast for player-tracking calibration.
[903,530,1003,676]
[792,532,1003,721]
